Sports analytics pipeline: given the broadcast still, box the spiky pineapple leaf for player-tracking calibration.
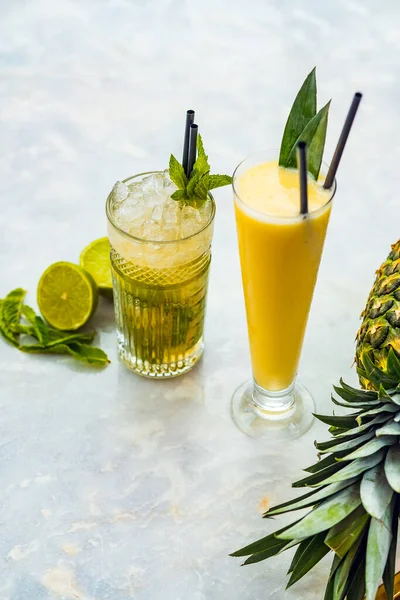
[365,500,394,600]
[339,378,378,400]
[292,460,346,488]
[304,453,339,473]
[382,497,399,600]
[346,554,366,600]
[360,464,394,520]
[333,532,364,600]
[230,519,302,557]
[286,532,330,588]
[386,347,400,381]
[331,394,381,410]
[266,478,359,517]
[314,413,360,428]
[277,484,361,540]
[337,435,397,461]
[376,419,400,436]
[384,445,400,492]
[242,538,293,565]
[333,383,378,405]
[332,413,391,439]
[359,352,399,389]
[356,403,398,424]
[317,431,375,455]
[308,450,386,488]
[325,505,369,558]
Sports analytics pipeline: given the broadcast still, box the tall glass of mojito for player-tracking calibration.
[106,170,215,378]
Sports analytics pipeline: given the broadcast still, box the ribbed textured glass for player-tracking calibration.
[106,172,215,378]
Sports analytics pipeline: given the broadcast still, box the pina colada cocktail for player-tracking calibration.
[235,159,331,392]
[232,153,335,439]
[107,171,215,378]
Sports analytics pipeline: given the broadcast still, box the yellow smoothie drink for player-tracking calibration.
[234,160,332,392]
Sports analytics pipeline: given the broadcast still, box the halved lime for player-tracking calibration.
[37,262,99,331]
[80,237,113,299]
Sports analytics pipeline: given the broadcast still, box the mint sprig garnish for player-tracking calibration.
[279,67,331,179]
[169,134,232,207]
[0,288,109,367]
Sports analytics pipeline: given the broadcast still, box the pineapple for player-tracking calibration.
[232,242,400,600]
[356,240,400,390]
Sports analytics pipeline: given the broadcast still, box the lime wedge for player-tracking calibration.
[80,237,113,299]
[37,262,99,331]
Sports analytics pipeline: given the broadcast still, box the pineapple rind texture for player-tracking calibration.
[356,240,400,390]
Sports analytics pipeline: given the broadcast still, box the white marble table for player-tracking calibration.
[1,1,400,598]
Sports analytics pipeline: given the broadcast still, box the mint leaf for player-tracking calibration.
[208,174,232,189]
[0,287,109,367]
[197,134,208,161]
[20,341,109,366]
[170,189,187,201]
[169,154,187,189]
[169,134,230,207]
[66,342,110,366]
[286,100,331,179]
[21,305,48,345]
[187,170,201,197]
[193,173,210,206]
[0,290,26,347]
[46,328,96,347]
[279,68,317,167]
[2,288,26,327]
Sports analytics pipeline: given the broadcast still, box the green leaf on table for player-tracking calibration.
[1,288,26,325]
[21,305,48,345]
[0,288,27,346]
[279,67,317,166]
[285,101,331,179]
[20,341,109,366]
[46,328,96,346]
[0,287,109,368]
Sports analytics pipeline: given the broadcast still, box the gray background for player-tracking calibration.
[0,0,398,598]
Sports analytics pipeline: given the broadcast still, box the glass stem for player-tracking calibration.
[252,379,296,414]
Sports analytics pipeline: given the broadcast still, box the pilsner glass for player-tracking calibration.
[231,151,336,440]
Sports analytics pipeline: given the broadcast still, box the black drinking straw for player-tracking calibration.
[323,92,362,189]
[297,141,308,215]
[182,109,195,177]
[187,123,198,177]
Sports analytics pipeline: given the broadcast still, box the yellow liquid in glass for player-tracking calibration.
[235,160,332,391]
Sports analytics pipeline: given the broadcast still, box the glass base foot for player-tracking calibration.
[117,333,204,378]
[231,380,315,441]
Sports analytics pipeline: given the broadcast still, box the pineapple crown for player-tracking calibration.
[232,353,400,600]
